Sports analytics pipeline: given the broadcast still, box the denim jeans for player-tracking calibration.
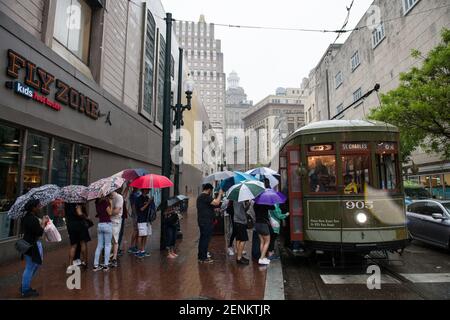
[21,241,43,294]
[198,224,213,260]
[165,223,177,249]
[94,223,112,266]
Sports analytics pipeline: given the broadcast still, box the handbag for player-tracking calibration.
[84,218,94,229]
[15,239,32,255]
[246,213,255,230]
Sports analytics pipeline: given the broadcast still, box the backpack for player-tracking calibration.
[148,201,157,223]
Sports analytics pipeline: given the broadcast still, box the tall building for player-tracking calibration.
[243,88,305,171]
[224,71,252,171]
[0,0,214,263]
[302,0,450,198]
[174,15,226,149]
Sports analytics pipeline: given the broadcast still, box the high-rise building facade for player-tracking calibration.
[225,71,252,171]
[174,15,226,148]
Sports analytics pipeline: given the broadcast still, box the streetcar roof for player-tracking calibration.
[282,120,398,148]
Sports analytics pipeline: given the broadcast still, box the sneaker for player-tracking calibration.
[73,259,82,266]
[135,252,145,259]
[237,258,249,265]
[93,265,102,272]
[21,290,39,298]
[240,256,250,263]
[128,247,138,254]
[258,258,270,265]
[207,252,212,258]
[110,259,118,268]
[143,251,150,257]
[227,247,235,256]
[199,258,214,264]
[268,255,280,261]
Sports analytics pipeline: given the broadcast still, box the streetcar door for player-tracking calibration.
[287,146,304,241]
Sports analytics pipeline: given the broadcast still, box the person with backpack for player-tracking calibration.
[135,189,155,258]
[268,204,289,260]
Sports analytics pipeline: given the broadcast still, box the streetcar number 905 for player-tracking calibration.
[345,201,374,210]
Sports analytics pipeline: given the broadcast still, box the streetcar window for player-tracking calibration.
[342,155,370,194]
[307,156,337,193]
[377,153,398,190]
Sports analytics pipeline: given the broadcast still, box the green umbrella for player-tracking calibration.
[226,180,266,202]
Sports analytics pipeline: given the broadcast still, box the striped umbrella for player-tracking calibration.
[226,180,266,202]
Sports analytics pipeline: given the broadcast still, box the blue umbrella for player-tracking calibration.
[220,171,258,192]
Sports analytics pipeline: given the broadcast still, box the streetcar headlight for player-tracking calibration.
[356,212,368,224]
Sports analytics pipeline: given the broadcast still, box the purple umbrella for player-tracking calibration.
[254,189,287,205]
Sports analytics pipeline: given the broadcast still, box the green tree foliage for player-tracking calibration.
[369,28,450,163]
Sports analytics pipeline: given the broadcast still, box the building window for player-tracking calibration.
[335,71,343,89]
[0,124,21,240]
[156,34,166,126]
[336,103,343,114]
[403,0,420,15]
[53,0,92,64]
[372,23,385,48]
[142,10,156,118]
[72,144,89,186]
[351,51,360,71]
[353,88,362,102]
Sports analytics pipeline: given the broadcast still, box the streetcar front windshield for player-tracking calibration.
[377,153,398,190]
[342,155,370,194]
[307,156,337,193]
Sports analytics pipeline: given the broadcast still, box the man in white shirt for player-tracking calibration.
[110,191,123,267]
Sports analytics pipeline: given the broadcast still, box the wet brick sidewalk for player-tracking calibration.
[0,203,267,300]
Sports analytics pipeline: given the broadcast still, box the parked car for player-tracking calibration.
[406,200,450,250]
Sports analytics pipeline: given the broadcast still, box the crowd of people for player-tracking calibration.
[18,178,287,298]
[196,179,289,267]
[18,185,183,298]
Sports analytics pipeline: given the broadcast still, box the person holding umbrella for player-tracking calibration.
[20,199,49,298]
[196,184,223,264]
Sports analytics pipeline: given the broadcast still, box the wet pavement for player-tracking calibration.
[0,203,267,300]
[282,240,450,300]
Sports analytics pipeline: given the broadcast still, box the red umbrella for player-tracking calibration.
[129,174,173,189]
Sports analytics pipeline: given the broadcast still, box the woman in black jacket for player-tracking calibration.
[21,199,48,298]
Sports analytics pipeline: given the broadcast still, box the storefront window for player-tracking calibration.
[444,174,450,200]
[51,140,72,187]
[24,133,50,193]
[0,124,21,240]
[342,155,370,194]
[307,156,337,193]
[430,175,444,199]
[72,144,89,185]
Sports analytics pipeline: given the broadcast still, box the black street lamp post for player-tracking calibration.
[172,47,194,197]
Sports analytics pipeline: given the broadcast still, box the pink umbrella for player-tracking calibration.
[129,174,173,189]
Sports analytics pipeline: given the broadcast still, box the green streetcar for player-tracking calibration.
[279,120,408,254]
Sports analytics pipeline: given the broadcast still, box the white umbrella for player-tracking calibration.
[247,167,280,176]
[203,171,234,183]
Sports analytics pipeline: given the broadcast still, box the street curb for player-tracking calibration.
[263,257,285,300]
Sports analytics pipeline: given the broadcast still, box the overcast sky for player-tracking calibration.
[161,0,374,103]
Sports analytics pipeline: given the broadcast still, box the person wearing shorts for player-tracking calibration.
[253,203,275,266]
[135,189,153,259]
[110,191,123,267]
[233,201,250,265]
